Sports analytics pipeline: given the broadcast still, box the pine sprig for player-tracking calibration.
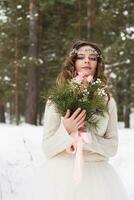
[48,77,108,130]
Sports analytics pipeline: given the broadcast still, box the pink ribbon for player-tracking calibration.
[66,130,92,184]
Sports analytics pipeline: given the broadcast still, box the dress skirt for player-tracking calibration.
[21,152,130,200]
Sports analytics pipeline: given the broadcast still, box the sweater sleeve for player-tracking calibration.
[42,100,74,159]
[84,97,118,158]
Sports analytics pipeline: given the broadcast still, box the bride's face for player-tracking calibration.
[75,45,98,77]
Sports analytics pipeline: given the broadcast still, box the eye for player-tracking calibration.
[88,56,97,61]
[77,56,85,60]
[76,55,98,61]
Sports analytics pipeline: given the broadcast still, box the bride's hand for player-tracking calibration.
[63,108,86,134]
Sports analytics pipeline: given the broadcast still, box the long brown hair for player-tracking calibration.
[56,39,111,101]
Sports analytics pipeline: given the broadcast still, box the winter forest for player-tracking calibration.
[0,0,134,200]
[0,0,133,126]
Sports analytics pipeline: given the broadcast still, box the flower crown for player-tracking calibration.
[69,46,102,58]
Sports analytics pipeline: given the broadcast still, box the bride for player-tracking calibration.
[23,40,130,200]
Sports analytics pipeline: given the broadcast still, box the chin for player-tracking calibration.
[82,70,92,76]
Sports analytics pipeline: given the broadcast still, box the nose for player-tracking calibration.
[84,57,90,63]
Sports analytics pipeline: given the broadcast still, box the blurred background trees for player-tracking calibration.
[0,0,133,127]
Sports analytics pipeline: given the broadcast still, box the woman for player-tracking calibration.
[31,40,129,200]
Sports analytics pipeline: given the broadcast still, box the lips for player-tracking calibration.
[82,66,92,69]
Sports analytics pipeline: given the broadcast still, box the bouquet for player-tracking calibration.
[48,72,108,130]
[48,72,108,184]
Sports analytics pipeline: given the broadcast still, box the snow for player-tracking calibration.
[0,113,134,200]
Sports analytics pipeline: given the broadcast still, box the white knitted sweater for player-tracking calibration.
[42,97,118,162]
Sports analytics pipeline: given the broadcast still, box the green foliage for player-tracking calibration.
[48,78,108,130]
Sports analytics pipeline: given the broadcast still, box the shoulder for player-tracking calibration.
[107,96,117,114]
[44,99,60,115]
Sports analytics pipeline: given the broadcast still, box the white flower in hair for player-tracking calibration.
[69,48,78,56]
[70,46,102,58]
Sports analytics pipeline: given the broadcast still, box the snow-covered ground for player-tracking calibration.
[0,113,134,200]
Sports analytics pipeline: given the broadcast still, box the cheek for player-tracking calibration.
[92,63,97,71]
[75,61,81,71]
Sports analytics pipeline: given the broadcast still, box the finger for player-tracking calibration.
[77,114,86,125]
[70,107,81,120]
[78,122,85,129]
[75,110,86,123]
[64,109,70,119]
[79,125,87,132]
[75,112,86,124]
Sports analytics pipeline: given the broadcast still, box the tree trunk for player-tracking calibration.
[9,100,14,124]
[25,0,39,125]
[116,81,124,121]
[124,76,131,128]
[38,109,43,125]
[0,102,5,123]
[87,0,95,41]
[14,14,20,125]
[124,105,130,128]
[77,0,82,38]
